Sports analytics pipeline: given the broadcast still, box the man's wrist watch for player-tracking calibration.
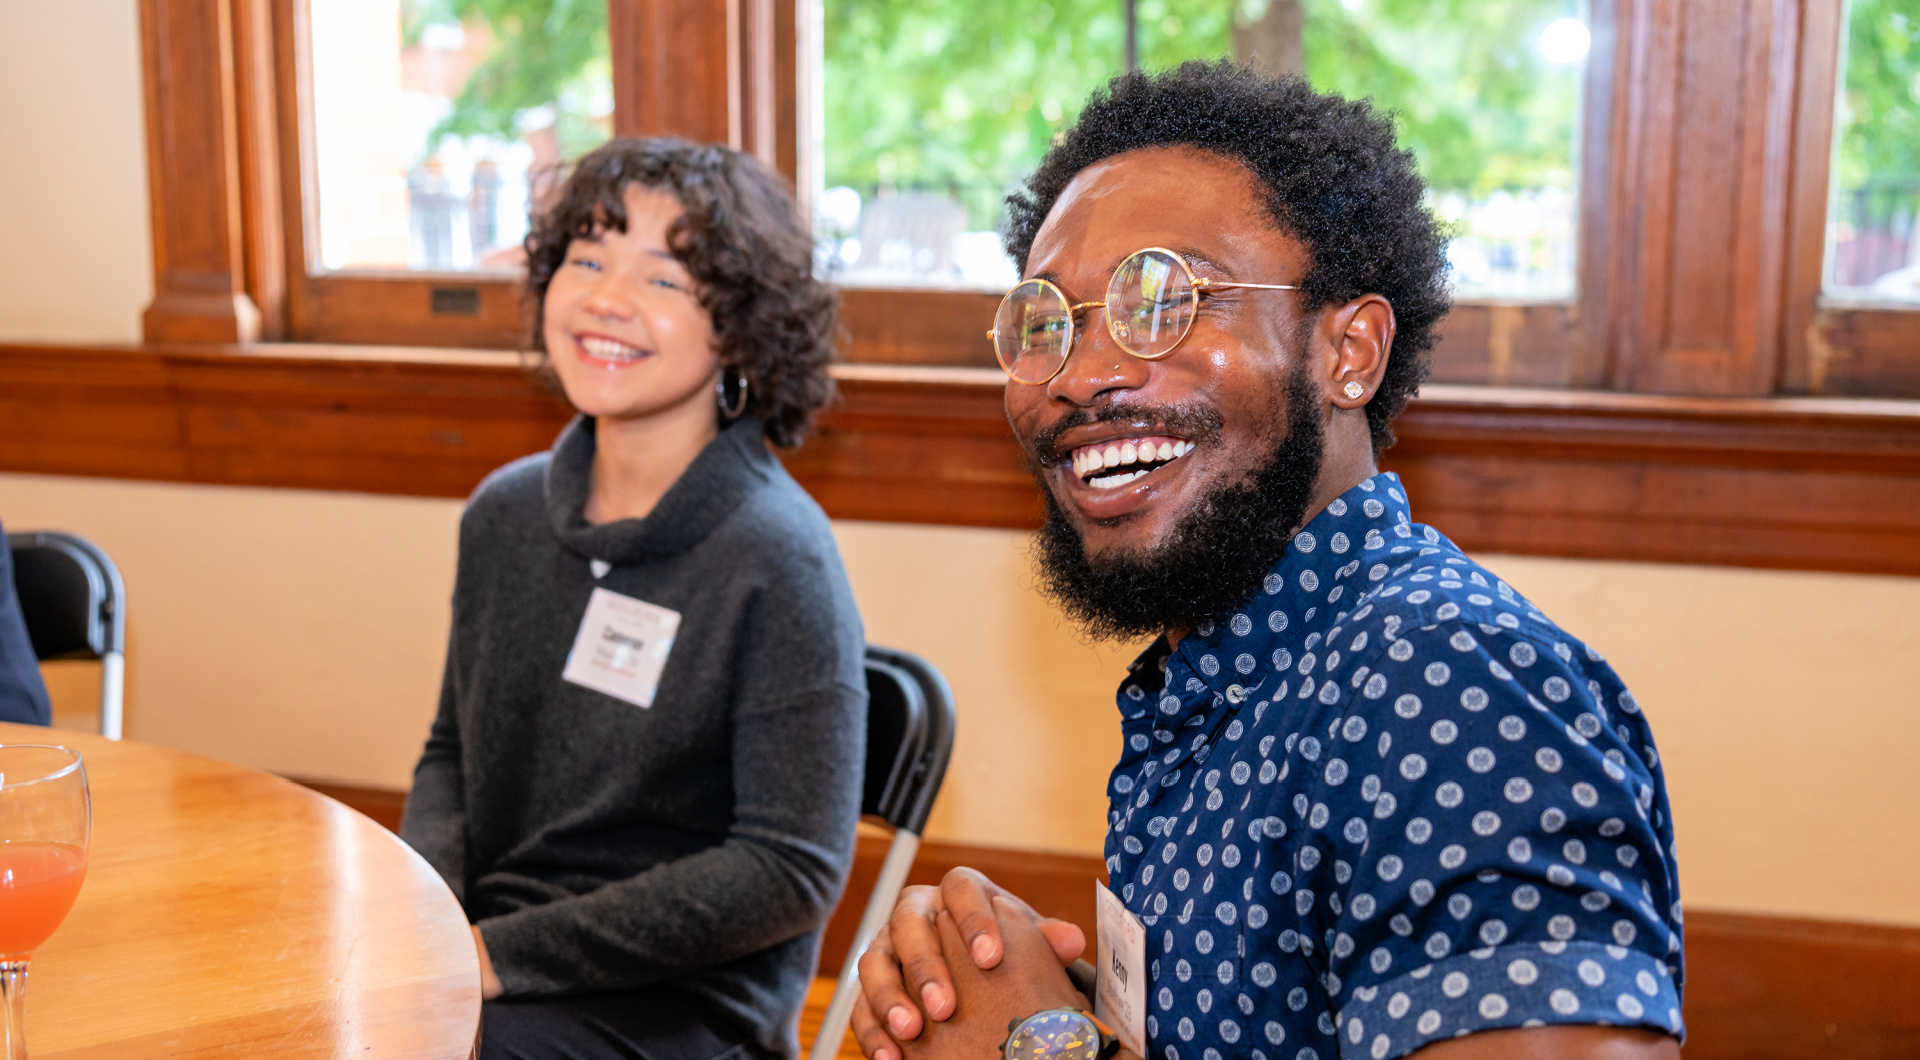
[1001,1007,1121,1060]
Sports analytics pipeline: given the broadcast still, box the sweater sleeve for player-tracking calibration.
[399,625,470,905]
[477,678,867,992]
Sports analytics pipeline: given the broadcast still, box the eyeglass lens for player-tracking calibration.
[1107,249,1196,359]
[992,279,1076,384]
[992,250,1200,384]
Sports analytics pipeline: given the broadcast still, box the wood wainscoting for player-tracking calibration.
[297,778,1920,1060]
[5,344,1920,577]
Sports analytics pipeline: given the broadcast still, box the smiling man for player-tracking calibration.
[849,63,1684,1060]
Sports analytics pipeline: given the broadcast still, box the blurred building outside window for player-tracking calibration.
[816,0,1591,300]
[1824,0,1920,304]
[309,0,612,274]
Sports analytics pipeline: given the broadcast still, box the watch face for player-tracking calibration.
[1007,1010,1101,1060]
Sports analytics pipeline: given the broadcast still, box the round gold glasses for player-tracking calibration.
[987,246,1299,385]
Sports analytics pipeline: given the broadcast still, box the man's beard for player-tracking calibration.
[1030,366,1325,641]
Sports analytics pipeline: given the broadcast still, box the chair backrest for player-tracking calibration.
[861,645,955,836]
[861,655,927,824]
[7,532,125,662]
[810,648,958,1060]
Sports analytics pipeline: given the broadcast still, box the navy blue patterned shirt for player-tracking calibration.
[1103,473,1683,1060]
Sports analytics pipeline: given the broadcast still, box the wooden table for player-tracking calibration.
[0,723,480,1059]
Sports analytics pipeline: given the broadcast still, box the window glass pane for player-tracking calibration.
[308,0,611,273]
[815,0,1587,298]
[1825,0,1920,303]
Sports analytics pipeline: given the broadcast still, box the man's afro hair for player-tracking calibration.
[1004,60,1451,455]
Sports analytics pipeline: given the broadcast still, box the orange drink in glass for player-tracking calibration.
[0,745,90,1060]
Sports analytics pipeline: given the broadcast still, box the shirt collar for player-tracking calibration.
[1153,472,1418,715]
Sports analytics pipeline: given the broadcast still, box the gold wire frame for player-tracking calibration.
[986,246,1299,384]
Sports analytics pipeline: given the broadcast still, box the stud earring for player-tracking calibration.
[1343,381,1365,400]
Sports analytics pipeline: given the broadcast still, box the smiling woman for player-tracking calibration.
[396,137,867,1060]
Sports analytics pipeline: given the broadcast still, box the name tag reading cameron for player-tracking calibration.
[562,588,681,708]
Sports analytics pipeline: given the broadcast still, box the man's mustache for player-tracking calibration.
[1026,402,1227,467]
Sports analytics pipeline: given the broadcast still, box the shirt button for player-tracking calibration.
[1226,685,1246,704]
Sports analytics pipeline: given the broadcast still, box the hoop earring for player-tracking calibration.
[716,367,750,419]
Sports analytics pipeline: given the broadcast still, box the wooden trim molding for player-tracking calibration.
[2,345,1917,576]
[296,777,1920,1060]
[139,0,265,343]
[1602,0,1802,397]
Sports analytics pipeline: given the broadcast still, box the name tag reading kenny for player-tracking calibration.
[1094,881,1146,1056]
[562,588,681,708]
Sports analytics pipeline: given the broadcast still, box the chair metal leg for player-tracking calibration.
[99,651,123,740]
[809,829,922,1060]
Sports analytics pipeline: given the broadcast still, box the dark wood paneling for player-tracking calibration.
[1808,306,1920,398]
[1426,304,1579,388]
[232,0,286,340]
[303,274,528,349]
[788,365,1044,527]
[1387,387,1920,573]
[609,0,735,145]
[140,0,264,343]
[300,777,1920,1060]
[836,289,1003,369]
[1606,0,1802,397]
[1781,0,1847,395]
[1573,0,1623,388]
[1682,911,1920,1059]
[4,346,1918,576]
[0,344,571,497]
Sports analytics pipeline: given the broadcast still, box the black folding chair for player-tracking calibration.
[6,531,127,739]
[808,645,956,1060]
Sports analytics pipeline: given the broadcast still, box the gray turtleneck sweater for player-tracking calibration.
[400,415,867,1058]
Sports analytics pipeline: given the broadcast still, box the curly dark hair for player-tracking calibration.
[1005,61,1451,454]
[525,137,836,448]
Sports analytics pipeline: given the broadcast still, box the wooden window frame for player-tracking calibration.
[9,0,1915,576]
[138,0,1917,398]
[138,0,797,349]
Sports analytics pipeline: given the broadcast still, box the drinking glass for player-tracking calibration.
[0,745,90,1060]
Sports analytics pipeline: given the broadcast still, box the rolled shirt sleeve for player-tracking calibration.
[1289,617,1684,1059]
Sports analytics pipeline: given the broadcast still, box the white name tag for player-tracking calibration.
[1094,882,1146,1056]
[561,588,681,708]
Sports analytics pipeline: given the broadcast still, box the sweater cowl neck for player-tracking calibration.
[545,414,772,565]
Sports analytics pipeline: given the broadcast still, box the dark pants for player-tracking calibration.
[479,986,774,1060]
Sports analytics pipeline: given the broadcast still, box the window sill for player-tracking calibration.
[3,342,1916,575]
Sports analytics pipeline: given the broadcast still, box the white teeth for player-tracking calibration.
[581,336,642,362]
[1089,469,1146,490]
[1071,436,1196,483]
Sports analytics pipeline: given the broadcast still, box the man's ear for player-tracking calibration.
[1320,294,1396,411]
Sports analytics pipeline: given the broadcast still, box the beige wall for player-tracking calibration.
[5,3,1919,929]
[0,0,153,344]
[5,471,1920,928]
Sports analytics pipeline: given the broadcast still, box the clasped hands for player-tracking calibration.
[850,868,1130,1060]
